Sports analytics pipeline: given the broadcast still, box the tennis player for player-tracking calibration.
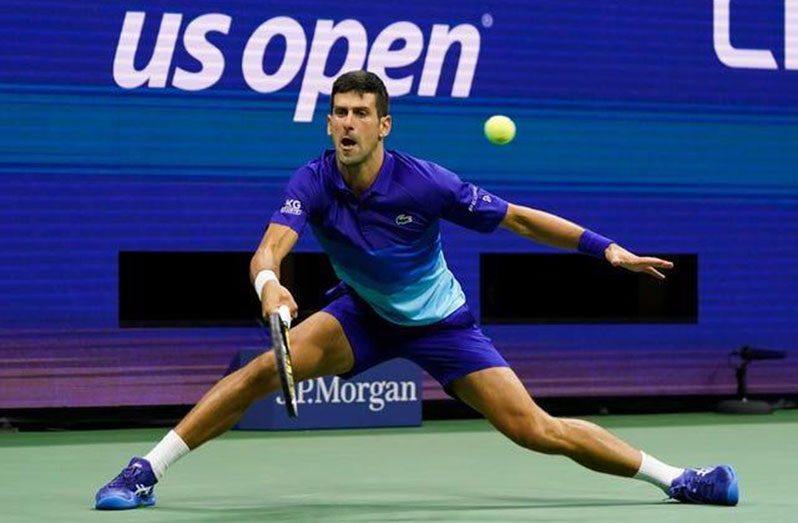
[94,70,738,509]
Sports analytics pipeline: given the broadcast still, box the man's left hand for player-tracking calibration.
[604,244,674,280]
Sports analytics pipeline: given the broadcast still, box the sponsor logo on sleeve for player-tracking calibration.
[467,185,495,212]
[280,199,303,215]
[467,184,479,212]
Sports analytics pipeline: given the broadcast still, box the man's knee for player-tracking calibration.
[232,314,354,395]
[290,327,353,380]
[503,414,570,455]
[237,351,279,397]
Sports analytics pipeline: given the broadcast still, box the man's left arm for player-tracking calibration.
[499,203,674,280]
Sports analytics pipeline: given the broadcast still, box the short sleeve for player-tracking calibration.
[269,166,322,235]
[435,165,509,232]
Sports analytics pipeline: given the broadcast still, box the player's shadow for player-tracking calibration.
[156,494,665,522]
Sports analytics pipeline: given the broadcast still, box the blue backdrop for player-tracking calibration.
[1,0,796,407]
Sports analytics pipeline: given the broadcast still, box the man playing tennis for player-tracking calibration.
[95,70,738,509]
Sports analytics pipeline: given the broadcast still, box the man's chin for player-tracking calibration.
[336,150,361,165]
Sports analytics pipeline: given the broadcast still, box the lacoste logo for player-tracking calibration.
[395,214,413,225]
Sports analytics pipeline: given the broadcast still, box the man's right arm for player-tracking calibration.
[250,223,300,318]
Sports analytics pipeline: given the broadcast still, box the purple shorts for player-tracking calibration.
[321,285,509,395]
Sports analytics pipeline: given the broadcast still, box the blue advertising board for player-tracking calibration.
[1,1,797,407]
[231,350,422,430]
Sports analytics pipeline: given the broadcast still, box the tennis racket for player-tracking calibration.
[267,305,298,418]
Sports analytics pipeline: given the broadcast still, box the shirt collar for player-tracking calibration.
[327,149,395,198]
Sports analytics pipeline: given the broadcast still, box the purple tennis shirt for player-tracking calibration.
[271,149,508,326]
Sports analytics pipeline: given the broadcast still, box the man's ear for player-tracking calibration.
[379,115,392,139]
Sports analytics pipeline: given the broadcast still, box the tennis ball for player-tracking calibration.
[484,115,516,145]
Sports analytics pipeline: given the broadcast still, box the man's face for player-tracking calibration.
[327,91,391,167]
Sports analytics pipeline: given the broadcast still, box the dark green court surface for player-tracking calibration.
[1,411,796,522]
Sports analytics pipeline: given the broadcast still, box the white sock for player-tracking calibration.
[143,430,190,481]
[634,452,685,493]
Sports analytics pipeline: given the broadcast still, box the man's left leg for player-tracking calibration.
[450,367,738,505]
[451,367,641,475]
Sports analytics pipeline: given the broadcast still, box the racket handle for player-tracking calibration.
[277,305,292,328]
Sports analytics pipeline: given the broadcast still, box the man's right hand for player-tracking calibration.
[262,279,299,320]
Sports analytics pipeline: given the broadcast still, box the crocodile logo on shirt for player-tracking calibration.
[395,214,413,225]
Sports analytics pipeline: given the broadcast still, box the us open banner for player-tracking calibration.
[1,0,797,408]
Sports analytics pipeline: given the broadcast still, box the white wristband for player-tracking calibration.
[254,269,278,301]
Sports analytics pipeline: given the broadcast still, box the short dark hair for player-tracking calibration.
[330,70,389,118]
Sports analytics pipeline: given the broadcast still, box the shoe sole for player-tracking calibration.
[95,495,156,510]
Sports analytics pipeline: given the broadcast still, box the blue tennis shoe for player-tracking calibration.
[669,465,739,506]
[95,457,158,510]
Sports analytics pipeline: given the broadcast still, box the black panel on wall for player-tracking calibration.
[480,253,697,324]
[119,252,338,327]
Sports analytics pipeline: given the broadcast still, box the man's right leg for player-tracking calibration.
[175,311,354,449]
[94,311,355,510]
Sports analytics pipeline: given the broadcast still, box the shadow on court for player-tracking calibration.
[154,496,665,522]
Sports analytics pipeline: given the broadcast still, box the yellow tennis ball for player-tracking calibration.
[484,115,516,145]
